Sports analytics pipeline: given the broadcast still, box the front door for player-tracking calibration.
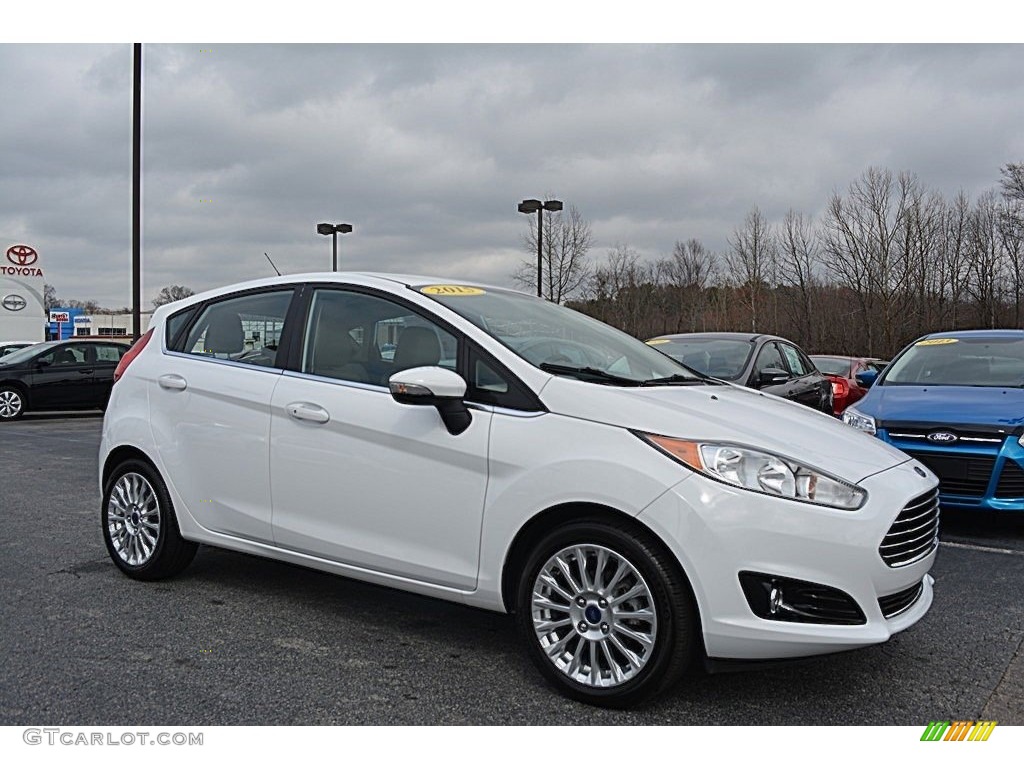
[269,287,491,590]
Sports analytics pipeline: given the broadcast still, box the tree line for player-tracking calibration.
[520,164,1024,359]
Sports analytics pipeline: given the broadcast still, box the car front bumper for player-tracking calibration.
[638,459,937,660]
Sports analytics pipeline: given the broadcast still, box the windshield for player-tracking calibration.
[884,337,1024,387]
[0,341,53,365]
[811,357,853,377]
[645,337,753,380]
[417,284,702,385]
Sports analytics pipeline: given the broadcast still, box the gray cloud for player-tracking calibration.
[1,43,1023,307]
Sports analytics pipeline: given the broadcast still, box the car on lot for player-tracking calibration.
[646,332,833,414]
[100,273,937,707]
[0,340,38,359]
[843,329,1024,513]
[810,355,889,416]
[0,339,130,420]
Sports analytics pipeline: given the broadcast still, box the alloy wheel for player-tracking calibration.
[531,543,658,688]
[107,472,161,566]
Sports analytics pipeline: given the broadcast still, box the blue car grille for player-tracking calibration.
[903,451,996,498]
[879,488,940,568]
[995,462,1024,498]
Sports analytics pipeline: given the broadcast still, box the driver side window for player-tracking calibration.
[753,342,787,378]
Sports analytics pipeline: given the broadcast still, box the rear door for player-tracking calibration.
[148,288,296,544]
[91,343,128,406]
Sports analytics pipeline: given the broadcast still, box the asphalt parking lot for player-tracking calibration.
[1,415,1022,725]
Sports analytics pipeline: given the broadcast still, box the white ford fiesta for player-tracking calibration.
[100,273,939,707]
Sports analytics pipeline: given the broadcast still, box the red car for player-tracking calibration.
[809,355,888,416]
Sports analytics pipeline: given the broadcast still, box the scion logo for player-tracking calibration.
[2,294,27,311]
[927,432,958,444]
[6,245,38,266]
[1,244,43,277]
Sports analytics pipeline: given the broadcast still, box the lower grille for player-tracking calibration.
[879,488,940,567]
[739,572,866,625]
[904,451,995,498]
[879,581,925,619]
[995,461,1024,499]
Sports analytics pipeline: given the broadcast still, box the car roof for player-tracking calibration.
[919,329,1024,340]
[151,271,529,323]
[649,332,777,342]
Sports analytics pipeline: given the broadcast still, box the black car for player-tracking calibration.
[0,339,130,420]
[646,332,833,414]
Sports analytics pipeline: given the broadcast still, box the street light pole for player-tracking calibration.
[316,222,353,271]
[518,199,563,298]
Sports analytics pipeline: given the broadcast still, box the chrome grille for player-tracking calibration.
[878,581,925,619]
[879,488,940,568]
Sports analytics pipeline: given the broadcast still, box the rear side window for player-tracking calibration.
[173,290,294,368]
[95,345,126,362]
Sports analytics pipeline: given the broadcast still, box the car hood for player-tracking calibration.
[859,384,1024,430]
[538,377,911,484]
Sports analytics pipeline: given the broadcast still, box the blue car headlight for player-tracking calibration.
[842,405,876,436]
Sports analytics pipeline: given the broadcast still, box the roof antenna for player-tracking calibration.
[265,252,281,276]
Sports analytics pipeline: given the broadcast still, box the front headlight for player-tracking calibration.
[842,406,876,435]
[637,433,866,510]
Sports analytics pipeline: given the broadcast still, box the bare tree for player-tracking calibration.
[513,205,593,303]
[43,284,58,312]
[1000,162,1024,201]
[153,285,196,307]
[966,190,1006,328]
[725,207,776,332]
[659,239,716,333]
[821,168,916,355]
[776,210,820,349]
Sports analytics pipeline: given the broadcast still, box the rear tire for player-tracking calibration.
[102,459,197,580]
[516,518,696,708]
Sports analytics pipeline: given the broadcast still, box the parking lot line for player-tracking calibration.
[940,540,1024,557]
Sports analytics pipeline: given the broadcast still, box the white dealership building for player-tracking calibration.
[1,242,46,342]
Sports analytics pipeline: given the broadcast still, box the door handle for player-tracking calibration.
[158,374,188,391]
[78,369,94,374]
[286,402,330,424]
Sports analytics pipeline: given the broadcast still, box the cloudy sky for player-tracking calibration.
[2,41,1023,308]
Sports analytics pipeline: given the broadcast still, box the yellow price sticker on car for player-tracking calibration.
[420,285,486,296]
[645,339,671,345]
[916,338,959,346]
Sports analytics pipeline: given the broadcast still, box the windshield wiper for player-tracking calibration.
[638,374,709,387]
[539,362,642,386]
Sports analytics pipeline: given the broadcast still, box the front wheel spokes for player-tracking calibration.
[532,543,658,688]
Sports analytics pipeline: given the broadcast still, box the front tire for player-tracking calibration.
[0,386,26,420]
[102,459,197,580]
[516,518,696,708]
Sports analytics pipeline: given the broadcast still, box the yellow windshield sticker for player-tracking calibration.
[916,338,959,346]
[420,285,486,296]
[645,339,671,345]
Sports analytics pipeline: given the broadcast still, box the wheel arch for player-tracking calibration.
[0,379,29,406]
[102,444,161,491]
[499,501,700,624]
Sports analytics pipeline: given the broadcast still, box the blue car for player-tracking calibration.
[843,329,1024,512]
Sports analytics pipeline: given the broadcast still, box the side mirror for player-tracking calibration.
[36,359,51,369]
[389,366,472,435]
[757,367,789,388]
[855,370,879,388]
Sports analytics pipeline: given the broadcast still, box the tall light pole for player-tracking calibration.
[518,198,563,298]
[316,222,353,271]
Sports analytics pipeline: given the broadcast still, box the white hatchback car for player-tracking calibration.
[100,273,939,707]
